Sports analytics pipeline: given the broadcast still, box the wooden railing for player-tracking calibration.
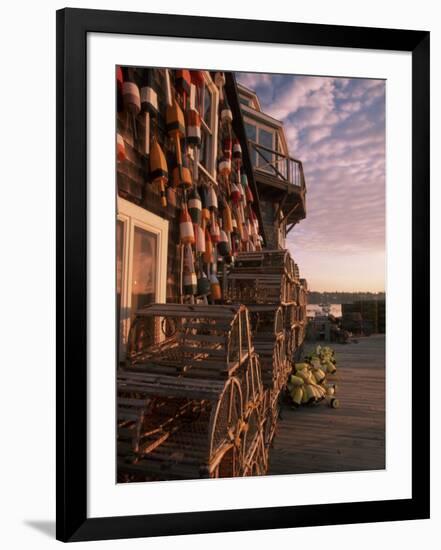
[248,141,305,190]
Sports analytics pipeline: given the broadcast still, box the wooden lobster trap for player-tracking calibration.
[242,430,268,476]
[247,305,287,392]
[262,388,281,449]
[118,303,261,480]
[235,353,268,475]
[223,249,298,306]
[234,249,292,276]
[118,373,243,480]
[283,303,299,360]
[223,272,291,305]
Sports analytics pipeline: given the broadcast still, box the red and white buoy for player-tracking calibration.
[116,66,124,113]
[218,229,231,257]
[218,156,232,178]
[194,222,206,253]
[175,69,191,109]
[140,68,158,156]
[214,72,226,100]
[180,204,195,245]
[210,217,221,244]
[122,68,141,141]
[183,244,197,296]
[117,133,126,162]
[188,186,202,225]
[233,139,242,164]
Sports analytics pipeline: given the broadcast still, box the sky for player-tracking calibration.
[237,73,386,293]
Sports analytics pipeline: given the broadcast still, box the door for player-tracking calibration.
[117,198,168,362]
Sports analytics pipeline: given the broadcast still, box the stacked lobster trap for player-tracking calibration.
[117,304,266,480]
[117,250,307,481]
[221,249,307,452]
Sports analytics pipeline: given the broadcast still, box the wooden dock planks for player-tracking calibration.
[268,334,385,475]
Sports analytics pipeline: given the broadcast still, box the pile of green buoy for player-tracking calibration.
[287,345,339,409]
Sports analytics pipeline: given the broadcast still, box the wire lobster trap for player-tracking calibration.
[118,303,258,480]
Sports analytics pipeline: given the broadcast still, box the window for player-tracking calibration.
[257,127,274,172]
[244,119,276,173]
[198,74,219,177]
[117,197,168,361]
[244,122,257,166]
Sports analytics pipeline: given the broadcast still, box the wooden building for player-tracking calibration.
[237,83,306,249]
[116,68,308,480]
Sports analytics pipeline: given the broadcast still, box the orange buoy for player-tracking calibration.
[222,201,233,233]
[210,272,222,301]
[166,98,185,171]
[201,187,211,222]
[172,154,192,190]
[149,137,168,207]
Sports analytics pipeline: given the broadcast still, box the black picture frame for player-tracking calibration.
[56,8,430,542]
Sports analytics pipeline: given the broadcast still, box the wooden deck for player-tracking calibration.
[269,334,385,475]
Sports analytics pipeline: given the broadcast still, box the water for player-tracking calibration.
[306,304,342,318]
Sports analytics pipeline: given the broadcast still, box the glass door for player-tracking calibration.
[129,226,158,351]
[117,197,168,363]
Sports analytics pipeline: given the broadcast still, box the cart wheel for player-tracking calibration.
[330,398,340,409]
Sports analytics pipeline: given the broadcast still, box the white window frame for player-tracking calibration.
[117,197,168,358]
[198,72,219,180]
[244,117,277,172]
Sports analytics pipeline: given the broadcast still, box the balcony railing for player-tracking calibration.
[248,140,305,190]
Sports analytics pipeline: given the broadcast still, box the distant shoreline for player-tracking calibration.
[308,291,385,305]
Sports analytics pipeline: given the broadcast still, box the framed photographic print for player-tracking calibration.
[56,8,430,542]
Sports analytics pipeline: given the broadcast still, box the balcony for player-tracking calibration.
[248,141,306,226]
